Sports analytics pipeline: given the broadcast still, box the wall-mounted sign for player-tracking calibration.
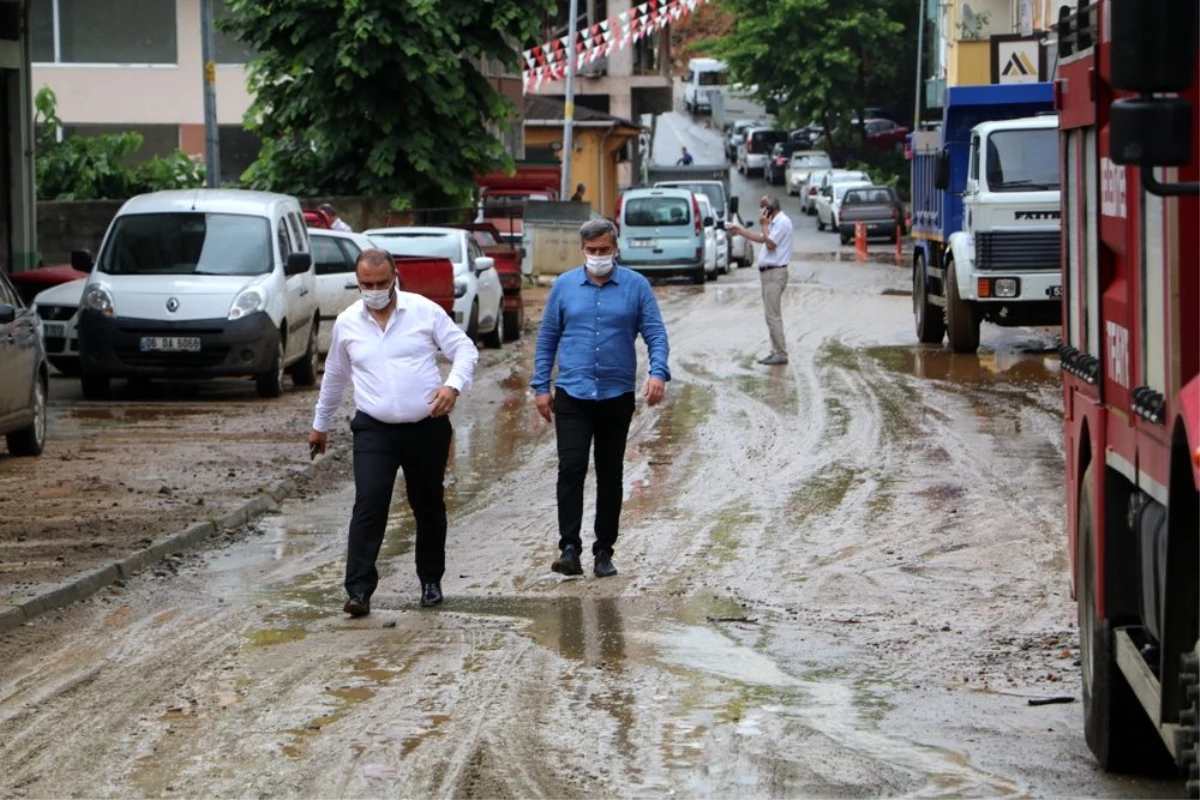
[991,34,1047,83]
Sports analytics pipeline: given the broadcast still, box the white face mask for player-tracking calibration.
[361,284,394,310]
[585,254,615,276]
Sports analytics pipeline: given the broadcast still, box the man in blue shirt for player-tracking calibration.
[532,218,671,578]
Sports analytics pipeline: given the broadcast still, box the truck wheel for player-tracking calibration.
[503,302,522,342]
[289,320,319,387]
[256,338,286,398]
[81,375,110,400]
[945,260,981,353]
[913,253,945,344]
[467,299,480,341]
[482,307,503,349]
[6,376,46,456]
[1077,464,1173,772]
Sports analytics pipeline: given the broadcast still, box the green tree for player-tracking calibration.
[221,0,552,208]
[707,0,913,149]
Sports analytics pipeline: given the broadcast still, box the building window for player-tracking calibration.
[218,125,261,184]
[214,0,256,64]
[60,124,180,163]
[30,0,177,64]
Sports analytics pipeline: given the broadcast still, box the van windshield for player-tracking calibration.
[698,71,724,86]
[624,197,691,227]
[99,213,272,276]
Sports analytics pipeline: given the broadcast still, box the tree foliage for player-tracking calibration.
[707,0,915,147]
[34,87,205,201]
[221,0,553,208]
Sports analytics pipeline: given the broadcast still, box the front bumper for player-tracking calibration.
[78,309,281,379]
[967,271,1063,327]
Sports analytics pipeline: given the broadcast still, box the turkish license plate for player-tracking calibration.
[630,238,658,248]
[42,322,66,338]
[1047,286,1062,298]
[139,336,201,353]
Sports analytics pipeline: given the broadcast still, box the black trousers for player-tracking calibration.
[555,388,635,557]
[345,411,452,599]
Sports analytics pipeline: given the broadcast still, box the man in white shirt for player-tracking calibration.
[309,249,478,614]
[729,195,794,365]
[320,203,353,232]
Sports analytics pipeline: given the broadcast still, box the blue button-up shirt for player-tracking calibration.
[532,265,670,400]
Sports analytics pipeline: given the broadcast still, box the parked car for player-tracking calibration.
[764,141,804,186]
[803,169,871,215]
[442,222,524,341]
[788,123,826,149]
[364,226,504,347]
[310,228,378,321]
[815,180,872,233]
[737,127,786,177]
[862,118,911,151]
[76,189,319,400]
[9,255,90,307]
[33,278,86,376]
[695,194,723,281]
[0,270,47,456]
[614,187,706,284]
[785,151,833,197]
[725,119,760,162]
[836,185,905,244]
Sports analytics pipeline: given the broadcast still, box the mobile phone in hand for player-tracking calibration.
[309,442,319,461]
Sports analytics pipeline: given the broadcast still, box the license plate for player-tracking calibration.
[1047,286,1062,298]
[43,322,66,338]
[139,336,201,353]
[630,238,658,248]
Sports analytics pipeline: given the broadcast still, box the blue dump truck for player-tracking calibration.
[910,83,1062,353]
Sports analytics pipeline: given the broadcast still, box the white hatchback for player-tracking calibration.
[310,228,378,321]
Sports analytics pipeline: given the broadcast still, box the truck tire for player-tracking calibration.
[81,375,110,400]
[1077,464,1174,772]
[945,260,980,353]
[6,376,46,456]
[503,302,522,342]
[256,338,286,398]
[289,319,319,387]
[913,253,945,344]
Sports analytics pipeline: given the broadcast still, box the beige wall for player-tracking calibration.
[30,0,252,126]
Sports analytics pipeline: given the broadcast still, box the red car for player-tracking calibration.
[8,251,92,306]
[863,118,910,151]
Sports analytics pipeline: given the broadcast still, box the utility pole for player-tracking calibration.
[559,0,580,199]
[200,0,221,188]
[913,0,925,130]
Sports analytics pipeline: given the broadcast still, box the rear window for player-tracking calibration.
[843,188,895,205]
[791,154,832,168]
[657,182,725,215]
[624,197,691,227]
[750,130,786,147]
[370,232,461,260]
[99,213,272,276]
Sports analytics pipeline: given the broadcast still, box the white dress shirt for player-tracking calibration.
[312,292,478,431]
[758,211,795,267]
[331,218,353,232]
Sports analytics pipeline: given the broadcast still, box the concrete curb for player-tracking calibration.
[0,456,328,637]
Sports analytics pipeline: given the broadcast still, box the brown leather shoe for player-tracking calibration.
[343,594,370,617]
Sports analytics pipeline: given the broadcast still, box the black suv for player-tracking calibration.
[765,141,804,186]
[0,271,48,456]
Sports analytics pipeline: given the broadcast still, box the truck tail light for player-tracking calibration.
[693,194,702,236]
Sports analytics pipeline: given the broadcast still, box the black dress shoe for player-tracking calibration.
[551,544,583,576]
[420,583,443,607]
[343,593,370,617]
[594,553,618,578]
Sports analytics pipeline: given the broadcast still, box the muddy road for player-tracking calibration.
[0,253,1181,797]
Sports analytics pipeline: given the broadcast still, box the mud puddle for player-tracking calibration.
[867,346,1061,386]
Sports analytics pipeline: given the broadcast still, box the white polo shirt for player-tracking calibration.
[758,211,795,268]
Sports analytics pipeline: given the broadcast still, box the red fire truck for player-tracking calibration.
[1056,0,1199,787]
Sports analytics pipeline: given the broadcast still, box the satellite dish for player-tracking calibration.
[962,2,978,32]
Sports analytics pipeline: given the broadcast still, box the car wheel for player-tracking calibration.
[482,304,503,349]
[81,375,110,400]
[817,216,825,232]
[692,268,706,285]
[467,299,480,341]
[289,319,319,386]
[840,233,850,246]
[502,300,523,342]
[48,357,81,377]
[256,337,286,398]
[7,375,46,456]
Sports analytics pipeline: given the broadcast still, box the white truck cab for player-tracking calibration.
[943,114,1062,351]
[682,58,726,115]
[77,189,319,399]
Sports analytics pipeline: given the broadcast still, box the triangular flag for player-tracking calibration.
[600,19,610,31]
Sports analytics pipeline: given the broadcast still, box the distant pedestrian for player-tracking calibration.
[570,183,586,202]
[532,218,670,579]
[309,248,478,615]
[320,203,353,232]
[728,195,794,365]
[676,147,694,165]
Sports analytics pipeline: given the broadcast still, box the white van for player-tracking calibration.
[682,57,726,115]
[76,189,319,399]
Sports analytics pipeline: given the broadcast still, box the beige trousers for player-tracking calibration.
[760,266,789,356]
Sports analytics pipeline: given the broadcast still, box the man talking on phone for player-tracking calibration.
[309,249,478,615]
[728,195,794,365]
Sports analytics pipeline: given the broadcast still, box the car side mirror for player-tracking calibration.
[728,196,739,216]
[1110,97,1193,168]
[934,150,951,190]
[474,256,495,274]
[1109,0,1197,93]
[70,249,94,273]
[0,303,14,324]
[286,252,313,275]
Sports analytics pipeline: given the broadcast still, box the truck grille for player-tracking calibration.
[975,231,1060,271]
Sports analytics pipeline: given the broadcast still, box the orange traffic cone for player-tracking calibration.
[854,222,868,260]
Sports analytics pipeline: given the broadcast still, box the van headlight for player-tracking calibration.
[82,285,115,317]
[229,286,267,320]
[454,277,468,298]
